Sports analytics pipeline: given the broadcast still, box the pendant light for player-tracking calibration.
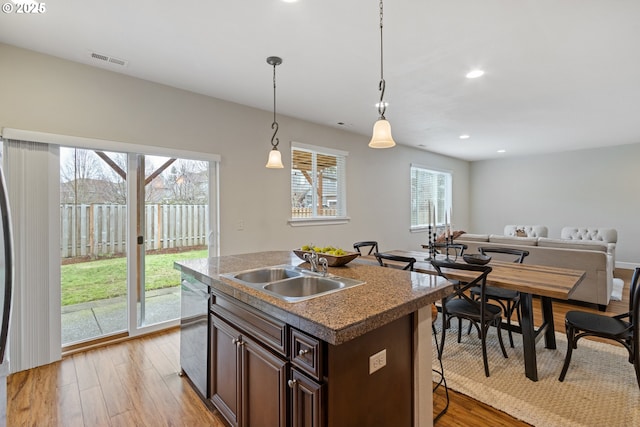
[368,0,396,149]
[265,56,284,168]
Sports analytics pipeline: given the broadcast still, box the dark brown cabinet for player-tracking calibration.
[288,368,324,427]
[210,315,287,427]
[208,289,411,427]
[210,316,240,426]
[210,289,324,427]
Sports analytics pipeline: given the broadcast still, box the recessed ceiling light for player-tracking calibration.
[466,69,485,79]
[282,0,298,3]
[497,149,506,153]
[459,134,470,140]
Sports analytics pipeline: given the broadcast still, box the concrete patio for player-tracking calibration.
[61,286,181,345]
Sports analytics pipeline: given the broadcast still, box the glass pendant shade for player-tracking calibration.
[266,148,284,168]
[368,119,396,148]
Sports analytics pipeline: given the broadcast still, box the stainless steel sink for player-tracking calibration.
[264,276,344,297]
[232,267,302,283]
[221,265,364,302]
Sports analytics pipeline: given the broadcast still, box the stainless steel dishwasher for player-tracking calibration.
[180,273,210,399]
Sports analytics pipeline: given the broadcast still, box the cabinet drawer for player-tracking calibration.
[290,328,323,381]
[211,290,287,356]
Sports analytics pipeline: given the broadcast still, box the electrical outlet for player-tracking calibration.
[369,349,387,374]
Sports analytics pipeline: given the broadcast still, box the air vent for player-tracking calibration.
[89,51,128,67]
[108,57,127,66]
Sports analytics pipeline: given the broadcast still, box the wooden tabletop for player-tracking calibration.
[360,250,586,300]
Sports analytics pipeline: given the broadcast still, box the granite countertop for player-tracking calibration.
[175,250,453,345]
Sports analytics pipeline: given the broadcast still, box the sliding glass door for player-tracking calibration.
[61,148,216,348]
[136,155,209,328]
[60,148,129,345]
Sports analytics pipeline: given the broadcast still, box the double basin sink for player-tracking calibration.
[221,265,365,303]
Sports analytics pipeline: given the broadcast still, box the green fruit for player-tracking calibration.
[299,245,346,255]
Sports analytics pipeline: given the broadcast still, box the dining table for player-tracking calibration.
[358,249,586,381]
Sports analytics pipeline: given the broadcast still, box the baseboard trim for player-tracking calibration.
[615,261,640,270]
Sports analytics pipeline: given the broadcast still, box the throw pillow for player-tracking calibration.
[515,228,527,237]
[436,230,466,243]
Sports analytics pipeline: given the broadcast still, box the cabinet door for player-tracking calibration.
[211,316,241,427]
[289,368,324,427]
[240,334,288,427]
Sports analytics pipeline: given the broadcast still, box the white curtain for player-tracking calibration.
[3,139,61,373]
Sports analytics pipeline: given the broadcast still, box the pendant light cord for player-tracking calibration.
[377,0,387,119]
[271,62,279,149]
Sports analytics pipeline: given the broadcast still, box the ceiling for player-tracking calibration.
[1,0,639,161]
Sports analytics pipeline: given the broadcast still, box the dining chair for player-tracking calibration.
[432,242,467,260]
[432,242,467,257]
[375,253,448,420]
[431,260,508,377]
[469,247,530,347]
[431,303,449,423]
[559,267,640,388]
[353,240,379,256]
[374,252,416,271]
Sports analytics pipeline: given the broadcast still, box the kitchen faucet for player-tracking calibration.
[304,249,328,276]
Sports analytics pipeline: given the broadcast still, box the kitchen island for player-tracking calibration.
[175,251,453,427]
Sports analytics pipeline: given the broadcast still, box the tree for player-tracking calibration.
[60,148,128,204]
[60,149,208,205]
[165,160,208,204]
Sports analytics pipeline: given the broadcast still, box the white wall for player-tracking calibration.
[470,144,640,267]
[0,43,470,255]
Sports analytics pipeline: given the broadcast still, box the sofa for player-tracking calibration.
[454,225,618,310]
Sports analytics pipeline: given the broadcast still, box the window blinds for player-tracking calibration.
[4,139,62,373]
[410,165,451,229]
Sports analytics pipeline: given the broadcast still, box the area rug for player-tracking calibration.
[611,277,625,301]
[432,323,639,426]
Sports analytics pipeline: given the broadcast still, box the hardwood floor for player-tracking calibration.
[6,269,633,426]
[7,330,226,427]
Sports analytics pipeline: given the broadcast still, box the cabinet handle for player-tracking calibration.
[298,348,310,356]
[232,337,241,345]
[287,379,297,389]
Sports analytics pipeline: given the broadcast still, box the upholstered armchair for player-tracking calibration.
[560,227,617,263]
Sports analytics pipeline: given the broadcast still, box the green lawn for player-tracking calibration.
[61,249,208,306]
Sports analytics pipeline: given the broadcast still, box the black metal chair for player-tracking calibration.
[375,253,448,421]
[353,241,379,256]
[374,252,416,271]
[431,260,508,377]
[432,242,467,260]
[559,267,640,387]
[431,303,449,423]
[469,247,530,347]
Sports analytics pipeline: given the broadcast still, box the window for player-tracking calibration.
[410,165,452,230]
[290,142,348,225]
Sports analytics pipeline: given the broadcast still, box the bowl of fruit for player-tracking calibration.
[294,245,360,267]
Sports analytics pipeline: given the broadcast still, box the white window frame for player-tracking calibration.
[410,164,452,232]
[289,141,349,227]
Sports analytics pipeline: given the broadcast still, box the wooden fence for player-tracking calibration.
[60,204,208,258]
[291,207,338,217]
